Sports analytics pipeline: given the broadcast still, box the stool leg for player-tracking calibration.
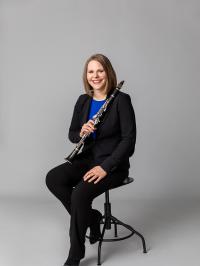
[111,215,147,253]
[110,217,118,237]
[133,230,147,253]
[114,221,118,237]
[97,217,107,265]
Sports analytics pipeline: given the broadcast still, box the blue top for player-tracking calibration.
[88,98,106,139]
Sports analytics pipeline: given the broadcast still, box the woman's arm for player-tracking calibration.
[68,96,82,143]
[100,94,136,173]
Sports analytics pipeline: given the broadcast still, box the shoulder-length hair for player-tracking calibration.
[83,54,117,97]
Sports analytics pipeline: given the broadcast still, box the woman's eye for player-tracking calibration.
[87,69,104,74]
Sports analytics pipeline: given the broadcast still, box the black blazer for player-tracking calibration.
[68,91,136,173]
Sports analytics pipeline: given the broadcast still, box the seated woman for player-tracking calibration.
[45,53,136,266]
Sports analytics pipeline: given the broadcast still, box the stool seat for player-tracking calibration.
[108,176,134,192]
[122,176,134,185]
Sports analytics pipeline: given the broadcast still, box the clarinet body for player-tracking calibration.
[64,80,124,164]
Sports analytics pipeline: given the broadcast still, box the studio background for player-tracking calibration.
[1,0,199,200]
[1,1,200,266]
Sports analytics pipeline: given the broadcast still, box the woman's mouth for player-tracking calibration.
[92,80,102,84]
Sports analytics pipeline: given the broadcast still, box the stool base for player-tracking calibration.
[86,181,147,265]
[96,214,147,265]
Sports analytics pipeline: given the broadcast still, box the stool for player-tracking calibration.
[88,177,147,265]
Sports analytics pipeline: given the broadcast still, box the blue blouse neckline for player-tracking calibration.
[92,98,106,102]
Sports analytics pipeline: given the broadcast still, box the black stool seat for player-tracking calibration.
[87,177,147,265]
[122,176,134,185]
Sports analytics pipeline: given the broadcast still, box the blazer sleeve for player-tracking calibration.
[68,95,82,143]
[100,94,136,173]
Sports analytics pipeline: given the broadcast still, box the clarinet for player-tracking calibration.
[64,80,124,164]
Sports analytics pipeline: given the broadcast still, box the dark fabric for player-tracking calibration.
[46,154,128,260]
[68,91,137,173]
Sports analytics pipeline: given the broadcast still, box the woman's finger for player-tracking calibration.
[83,124,95,132]
[88,120,95,125]
[86,123,95,130]
[88,175,99,183]
[87,120,96,128]
[81,125,95,136]
[94,176,102,184]
[83,170,94,180]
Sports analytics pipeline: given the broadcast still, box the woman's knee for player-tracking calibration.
[45,168,57,190]
[45,164,72,190]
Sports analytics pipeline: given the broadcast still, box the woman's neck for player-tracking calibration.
[93,90,107,100]
[93,96,106,101]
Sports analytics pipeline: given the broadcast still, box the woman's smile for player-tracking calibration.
[91,79,104,86]
[92,80,102,83]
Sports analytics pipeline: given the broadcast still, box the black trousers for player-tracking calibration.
[45,153,128,260]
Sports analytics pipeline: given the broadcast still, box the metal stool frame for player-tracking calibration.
[87,177,147,265]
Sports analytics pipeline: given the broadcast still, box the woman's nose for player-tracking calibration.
[93,71,99,78]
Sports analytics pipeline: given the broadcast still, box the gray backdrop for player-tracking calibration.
[1,0,200,200]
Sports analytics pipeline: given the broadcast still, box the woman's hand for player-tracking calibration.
[80,120,96,137]
[83,166,107,184]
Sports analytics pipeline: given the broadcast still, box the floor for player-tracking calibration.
[1,196,200,266]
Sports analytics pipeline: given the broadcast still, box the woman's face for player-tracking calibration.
[87,60,108,93]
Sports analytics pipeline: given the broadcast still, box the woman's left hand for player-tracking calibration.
[83,166,107,184]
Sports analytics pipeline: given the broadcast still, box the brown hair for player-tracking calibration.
[83,54,117,97]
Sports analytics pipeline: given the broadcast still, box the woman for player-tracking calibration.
[46,54,136,266]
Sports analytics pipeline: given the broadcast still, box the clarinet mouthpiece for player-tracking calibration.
[117,80,125,90]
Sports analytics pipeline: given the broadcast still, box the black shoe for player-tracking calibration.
[89,210,102,244]
[63,258,80,266]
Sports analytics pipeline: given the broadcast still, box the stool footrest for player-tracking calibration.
[99,215,134,241]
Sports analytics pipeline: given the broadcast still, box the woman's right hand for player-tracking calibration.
[79,120,96,137]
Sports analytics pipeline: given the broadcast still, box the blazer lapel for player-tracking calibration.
[80,96,92,125]
[96,92,119,136]
[95,104,111,136]
[96,94,114,130]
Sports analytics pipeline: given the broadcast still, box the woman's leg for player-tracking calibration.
[45,156,92,214]
[67,169,128,260]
